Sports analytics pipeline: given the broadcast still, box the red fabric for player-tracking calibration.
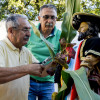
[74,41,83,70]
[70,41,83,100]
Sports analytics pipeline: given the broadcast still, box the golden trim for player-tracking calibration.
[80,39,87,61]
[81,57,86,61]
[85,50,100,56]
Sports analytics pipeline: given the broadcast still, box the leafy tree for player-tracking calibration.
[80,0,100,15]
[0,0,65,21]
[0,0,100,21]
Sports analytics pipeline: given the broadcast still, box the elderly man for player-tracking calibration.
[26,4,61,100]
[67,12,100,100]
[0,14,44,100]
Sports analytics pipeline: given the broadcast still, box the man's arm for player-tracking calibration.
[0,64,44,84]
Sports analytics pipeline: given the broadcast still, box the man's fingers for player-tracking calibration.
[40,64,45,70]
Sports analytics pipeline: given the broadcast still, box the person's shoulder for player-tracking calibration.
[0,39,7,48]
[30,23,40,36]
[0,40,4,44]
[89,36,100,39]
[54,26,61,36]
[22,46,39,63]
[22,46,31,52]
[54,26,61,32]
[88,37,100,42]
[0,39,8,53]
[22,46,33,56]
[85,37,100,48]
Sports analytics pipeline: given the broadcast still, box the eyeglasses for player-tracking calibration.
[40,15,57,20]
[13,27,31,33]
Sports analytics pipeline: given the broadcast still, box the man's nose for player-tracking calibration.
[47,18,53,22]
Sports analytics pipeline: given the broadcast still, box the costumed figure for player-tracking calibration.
[43,12,100,100]
[70,12,100,100]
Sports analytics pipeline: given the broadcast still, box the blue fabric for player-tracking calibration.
[67,45,78,71]
[64,45,78,100]
[28,79,54,100]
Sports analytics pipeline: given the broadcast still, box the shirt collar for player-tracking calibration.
[3,37,23,51]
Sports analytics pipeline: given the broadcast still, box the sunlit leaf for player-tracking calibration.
[60,0,81,44]
[56,0,81,99]
[65,67,100,100]
[56,67,100,100]
[55,70,73,100]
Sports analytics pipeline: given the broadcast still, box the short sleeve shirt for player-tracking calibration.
[0,37,38,100]
[26,24,61,82]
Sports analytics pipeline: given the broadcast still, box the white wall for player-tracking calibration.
[0,21,7,40]
[0,21,62,40]
[0,21,80,44]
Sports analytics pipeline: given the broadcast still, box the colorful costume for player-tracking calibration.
[70,12,100,100]
[64,12,100,100]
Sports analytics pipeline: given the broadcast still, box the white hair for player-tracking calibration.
[6,14,28,31]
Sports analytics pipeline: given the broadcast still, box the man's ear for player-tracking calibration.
[8,27,13,34]
[38,16,40,21]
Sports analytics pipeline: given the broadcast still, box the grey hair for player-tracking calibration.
[39,4,57,16]
[6,14,28,31]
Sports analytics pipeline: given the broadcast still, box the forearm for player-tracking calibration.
[0,65,28,79]
[0,73,27,84]
[0,63,44,84]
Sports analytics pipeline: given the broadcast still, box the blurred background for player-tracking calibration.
[0,0,100,40]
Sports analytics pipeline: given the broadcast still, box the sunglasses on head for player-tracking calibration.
[40,15,57,20]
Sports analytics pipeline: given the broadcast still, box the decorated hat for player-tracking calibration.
[72,12,100,32]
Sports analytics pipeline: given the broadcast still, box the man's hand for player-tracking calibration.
[27,64,44,77]
[41,61,58,77]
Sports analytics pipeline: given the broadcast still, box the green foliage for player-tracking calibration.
[60,67,100,100]
[56,67,100,100]
[60,0,81,43]
[55,70,73,100]
[80,0,100,15]
[60,13,77,43]
[1,0,100,21]
[55,0,81,99]
[0,0,65,21]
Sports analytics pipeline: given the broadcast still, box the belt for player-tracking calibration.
[30,77,52,83]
